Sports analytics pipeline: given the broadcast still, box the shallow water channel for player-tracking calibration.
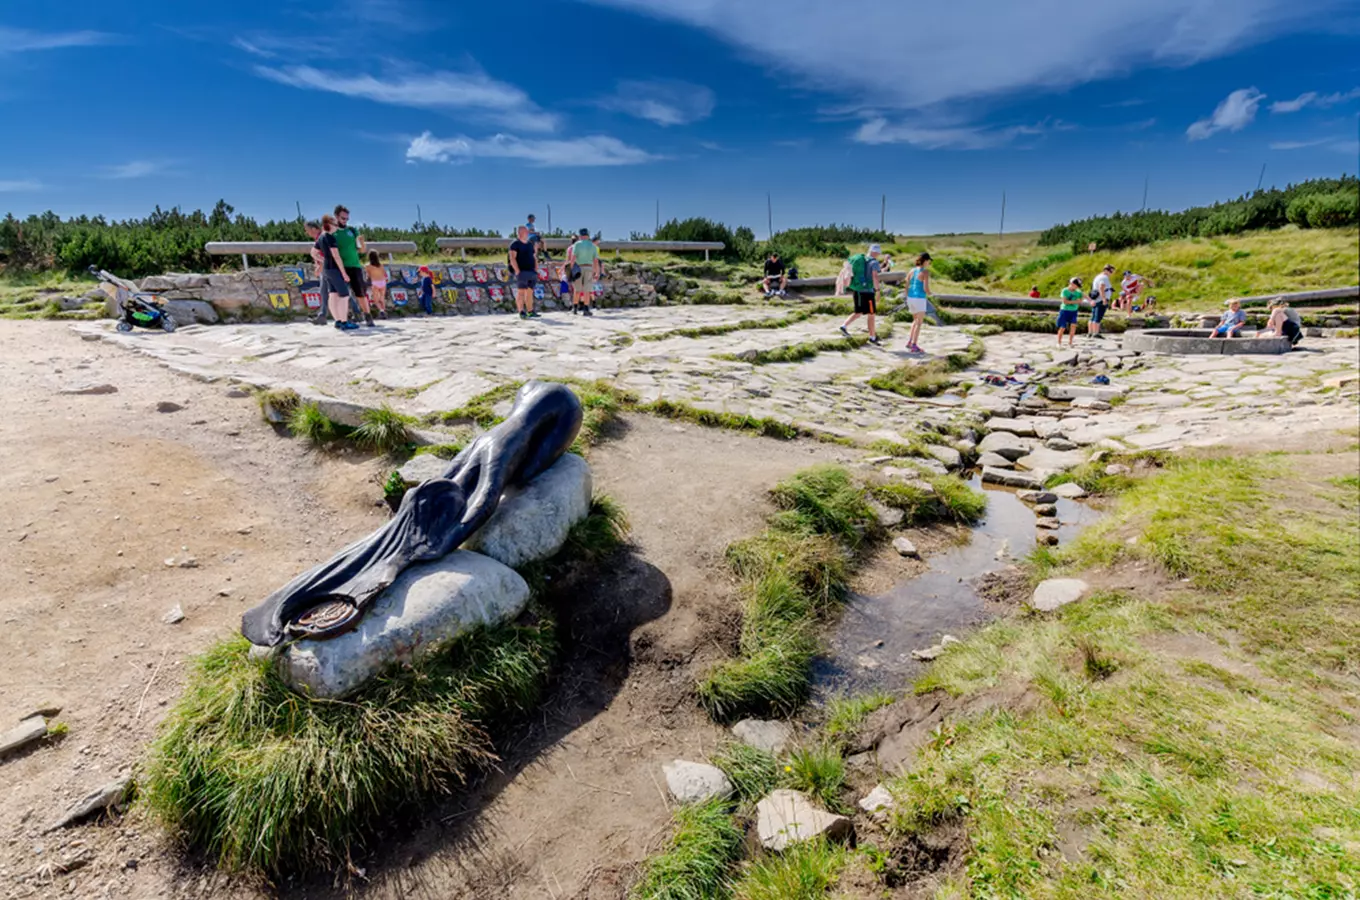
[814,477,1102,696]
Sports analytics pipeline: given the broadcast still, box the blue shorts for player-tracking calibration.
[1057,309,1079,329]
[515,270,538,290]
[1090,303,1107,324]
[322,269,350,297]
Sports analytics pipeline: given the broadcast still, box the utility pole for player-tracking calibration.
[416,204,422,226]
[295,200,302,221]
[1141,177,1149,212]
[655,199,659,234]
[880,194,886,232]
[1256,162,1267,192]
[547,204,552,234]
[998,190,1006,237]
[767,193,773,240]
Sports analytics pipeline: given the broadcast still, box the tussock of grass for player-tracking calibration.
[768,465,878,547]
[868,337,984,398]
[719,322,894,365]
[730,840,848,900]
[563,495,630,562]
[630,798,743,900]
[870,474,986,526]
[352,404,414,454]
[256,387,300,422]
[288,402,340,445]
[867,436,931,459]
[780,744,848,813]
[422,381,522,428]
[642,398,802,440]
[822,691,895,746]
[569,381,629,453]
[141,624,556,874]
[711,742,780,803]
[640,311,812,341]
[888,450,1360,896]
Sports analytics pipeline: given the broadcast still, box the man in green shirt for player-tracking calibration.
[334,205,375,325]
[567,228,600,316]
[1057,276,1084,347]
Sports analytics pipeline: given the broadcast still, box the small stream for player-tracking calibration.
[814,477,1102,696]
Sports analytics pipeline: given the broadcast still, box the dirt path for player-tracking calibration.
[0,321,857,899]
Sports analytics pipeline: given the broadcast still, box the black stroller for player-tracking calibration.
[90,267,177,333]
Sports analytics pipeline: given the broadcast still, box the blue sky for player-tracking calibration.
[2,0,1358,237]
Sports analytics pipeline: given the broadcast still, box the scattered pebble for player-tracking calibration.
[161,605,185,625]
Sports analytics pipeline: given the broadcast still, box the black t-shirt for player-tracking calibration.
[509,239,536,273]
[764,258,784,276]
[315,232,340,270]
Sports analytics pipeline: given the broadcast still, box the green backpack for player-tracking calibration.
[848,253,873,292]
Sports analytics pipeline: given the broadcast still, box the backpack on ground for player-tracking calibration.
[848,253,873,292]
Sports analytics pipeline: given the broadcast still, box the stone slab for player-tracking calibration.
[465,454,593,569]
[756,789,853,851]
[278,550,530,699]
[732,719,794,755]
[1031,578,1089,612]
[0,715,48,759]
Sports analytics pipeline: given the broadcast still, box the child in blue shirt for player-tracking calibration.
[417,266,434,315]
[1213,300,1245,338]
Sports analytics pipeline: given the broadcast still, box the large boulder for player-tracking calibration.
[1031,578,1089,612]
[164,299,220,326]
[756,789,853,851]
[465,454,593,569]
[276,550,531,699]
[978,430,1031,461]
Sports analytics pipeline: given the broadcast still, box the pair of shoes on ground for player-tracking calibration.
[334,320,359,331]
[907,343,923,354]
[519,311,542,320]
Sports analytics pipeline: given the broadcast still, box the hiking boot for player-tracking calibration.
[334,320,344,329]
[341,321,360,331]
[312,313,327,326]
[571,303,579,315]
[583,307,593,317]
[365,314,375,327]
[839,325,851,337]
[528,311,541,319]
[868,336,881,345]
[519,311,528,320]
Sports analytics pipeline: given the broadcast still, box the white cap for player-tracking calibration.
[868,244,882,255]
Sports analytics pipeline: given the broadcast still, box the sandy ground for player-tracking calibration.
[0,322,860,899]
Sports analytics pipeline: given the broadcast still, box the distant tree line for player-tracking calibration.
[637,218,891,265]
[0,199,500,277]
[1040,175,1359,253]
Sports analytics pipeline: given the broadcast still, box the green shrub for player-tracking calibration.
[288,402,338,445]
[768,466,877,547]
[141,626,555,874]
[630,799,743,900]
[1193,258,1215,269]
[933,254,990,281]
[382,470,407,505]
[780,744,848,812]
[1307,189,1359,228]
[731,840,848,900]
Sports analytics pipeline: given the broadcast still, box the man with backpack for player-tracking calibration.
[837,244,884,346]
[1088,263,1114,339]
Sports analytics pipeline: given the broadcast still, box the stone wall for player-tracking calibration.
[137,261,689,324]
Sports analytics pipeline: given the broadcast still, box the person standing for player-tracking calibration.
[333,205,374,326]
[316,215,357,330]
[305,220,329,325]
[416,266,434,316]
[567,228,600,316]
[838,243,883,346]
[525,213,543,261]
[509,226,540,319]
[1057,276,1083,347]
[365,251,389,319]
[902,252,933,354]
[763,251,788,297]
[1088,263,1114,339]
[1119,270,1144,311]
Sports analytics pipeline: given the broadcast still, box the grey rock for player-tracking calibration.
[984,418,1037,437]
[925,444,963,470]
[978,431,1030,461]
[225,387,251,399]
[59,382,117,396]
[1051,482,1088,499]
[0,715,48,759]
[1037,532,1060,546]
[732,719,794,755]
[278,550,531,699]
[911,644,943,661]
[1033,504,1058,517]
[978,452,1014,469]
[1046,385,1127,402]
[396,453,450,487]
[1045,438,1079,451]
[1016,490,1058,504]
[161,604,185,625]
[869,499,904,529]
[1035,518,1061,530]
[1071,396,1112,411]
[164,299,220,326]
[45,778,131,832]
[155,401,184,413]
[663,760,734,804]
[756,789,853,851]
[1051,350,1079,366]
[941,634,962,647]
[1105,463,1131,476]
[892,536,919,558]
[982,466,1043,489]
[465,454,592,569]
[1033,419,1068,440]
[1031,578,1089,612]
[858,784,895,822]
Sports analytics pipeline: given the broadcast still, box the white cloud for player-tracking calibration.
[584,0,1344,110]
[1269,138,1330,150]
[853,117,1053,150]
[0,179,42,191]
[406,131,658,167]
[1271,87,1360,113]
[231,37,276,58]
[253,64,559,132]
[1186,88,1265,140]
[101,160,169,179]
[598,79,716,126]
[0,26,115,53]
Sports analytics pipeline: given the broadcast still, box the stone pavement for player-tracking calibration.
[71,305,1360,471]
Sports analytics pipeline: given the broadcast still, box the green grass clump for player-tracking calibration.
[141,624,556,875]
[256,387,300,422]
[870,474,986,525]
[967,323,1005,337]
[630,798,743,900]
[925,474,988,523]
[352,404,414,454]
[642,398,801,440]
[730,840,848,900]
[720,323,894,365]
[822,691,895,746]
[868,337,984,398]
[769,466,878,547]
[287,402,341,445]
[887,449,1360,897]
[867,436,931,459]
[639,311,811,341]
[562,494,630,562]
[423,382,522,428]
[780,744,848,812]
[711,742,781,803]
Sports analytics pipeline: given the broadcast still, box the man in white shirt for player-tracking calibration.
[1089,263,1114,339]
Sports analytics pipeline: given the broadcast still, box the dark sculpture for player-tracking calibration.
[242,381,583,647]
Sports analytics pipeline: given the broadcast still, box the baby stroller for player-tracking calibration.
[91,266,177,333]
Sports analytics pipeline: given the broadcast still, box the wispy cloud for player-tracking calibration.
[253,64,558,132]
[231,36,276,59]
[1187,87,1265,140]
[0,26,116,53]
[0,179,42,192]
[1270,87,1360,114]
[597,79,715,126]
[1123,117,1158,131]
[1102,98,1148,108]
[1270,138,1330,150]
[406,131,657,167]
[101,160,173,180]
[853,117,1062,150]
